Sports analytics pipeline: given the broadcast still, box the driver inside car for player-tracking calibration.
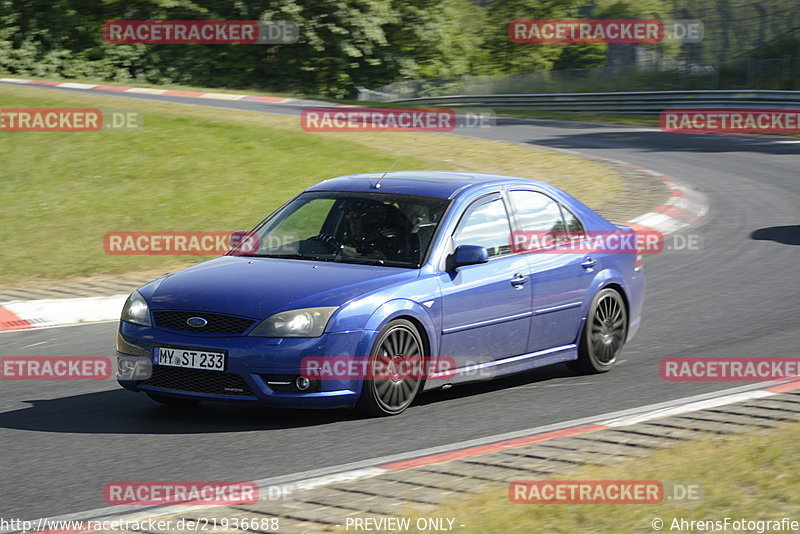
[335,201,409,262]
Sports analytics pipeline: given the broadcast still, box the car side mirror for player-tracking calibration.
[450,245,489,269]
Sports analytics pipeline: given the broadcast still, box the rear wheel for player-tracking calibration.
[568,288,628,374]
[146,392,200,407]
[357,319,424,416]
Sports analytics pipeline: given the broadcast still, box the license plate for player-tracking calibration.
[156,347,226,372]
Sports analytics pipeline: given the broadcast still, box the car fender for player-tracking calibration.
[571,266,632,341]
[363,298,440,360]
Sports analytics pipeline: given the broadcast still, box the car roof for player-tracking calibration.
[305,171,553,199]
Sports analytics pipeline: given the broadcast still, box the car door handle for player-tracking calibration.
[581,256,597,270]
[510,273,529,287]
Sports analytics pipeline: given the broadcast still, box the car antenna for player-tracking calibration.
[373,134,418,189]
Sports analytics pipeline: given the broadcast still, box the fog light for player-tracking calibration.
[118,358,135,374]
[116,356,151,380]
[295,376,311,391]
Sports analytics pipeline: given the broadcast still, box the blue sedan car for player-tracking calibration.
[117,171,644,416]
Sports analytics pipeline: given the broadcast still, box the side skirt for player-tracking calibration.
[423,344,577,391]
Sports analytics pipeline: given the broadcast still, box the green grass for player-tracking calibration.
[398,422,800,534]
[0,84,621,285]
[0,87,434,282]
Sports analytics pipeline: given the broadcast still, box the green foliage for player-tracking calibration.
[479,0,584,75]
[553,42,606,69]
[1,0,797,95]
[0,0,492,96]
[593,0,670,18]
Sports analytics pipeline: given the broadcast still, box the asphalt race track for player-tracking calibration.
[1,84,798,521]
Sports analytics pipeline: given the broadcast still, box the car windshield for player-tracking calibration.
[234,191,451,268]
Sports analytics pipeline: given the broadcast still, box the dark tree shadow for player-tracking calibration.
[751,225,800,245]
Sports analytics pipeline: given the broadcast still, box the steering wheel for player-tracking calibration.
[308,233,341,253]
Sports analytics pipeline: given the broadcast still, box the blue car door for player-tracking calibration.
[437,193,532,368]
[506,190,594,353]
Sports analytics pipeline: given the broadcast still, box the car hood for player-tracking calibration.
[143,255,418,319]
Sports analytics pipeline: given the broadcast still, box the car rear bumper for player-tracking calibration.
[626,268,645,343]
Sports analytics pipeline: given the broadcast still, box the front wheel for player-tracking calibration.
[357,319,424,416]
[568,288,628,374]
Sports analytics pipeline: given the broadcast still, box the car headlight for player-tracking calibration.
[121,291,152,327]
[249,307,338,338]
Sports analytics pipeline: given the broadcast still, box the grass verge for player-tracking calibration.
[401,421,800,534]
[0,84,620,284]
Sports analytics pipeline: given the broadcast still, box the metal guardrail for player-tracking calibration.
[385,90,800,113]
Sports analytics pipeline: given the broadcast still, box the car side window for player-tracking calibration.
[560,204,586,239]
[507,190,567,250]
[452,197,512,258]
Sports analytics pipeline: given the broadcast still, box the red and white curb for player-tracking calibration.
[568,153,709,237]
[0,77,354,108]
[626,169,708,235]
[0,295,128,332]
[371,379,800,471]
[523,143,709,240]
[11,379,799,533]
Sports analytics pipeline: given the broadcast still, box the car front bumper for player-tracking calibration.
[116,321,377,409]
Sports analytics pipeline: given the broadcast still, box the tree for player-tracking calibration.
[481,0,586,74]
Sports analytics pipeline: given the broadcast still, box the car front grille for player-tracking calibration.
[140,365,255,397]
[153,311,256,335]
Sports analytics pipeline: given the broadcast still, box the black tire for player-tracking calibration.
[568,288,628,374]
[146,392,200,407]
[357,319,425,416]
